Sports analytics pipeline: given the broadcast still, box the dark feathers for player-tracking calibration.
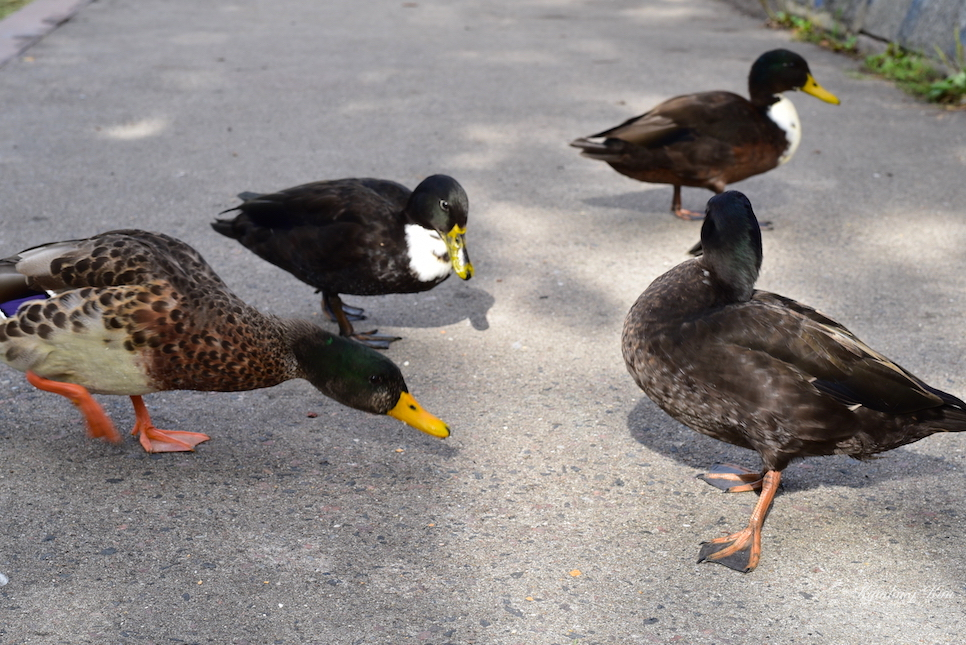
[622,190,966,472]
[621,190,966,571]
[572,49,840,219]
[212,175,473,348]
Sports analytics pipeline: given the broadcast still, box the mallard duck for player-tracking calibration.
[0,230,450,453]
[571,49,840,220]
[621,191,966,572]
[212,175,474,349]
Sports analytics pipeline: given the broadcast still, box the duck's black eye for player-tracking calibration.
[439,199,450,212]
[369,374,387,386]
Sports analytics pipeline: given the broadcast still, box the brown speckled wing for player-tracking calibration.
[11,230,225,295]
[2,230,294,394]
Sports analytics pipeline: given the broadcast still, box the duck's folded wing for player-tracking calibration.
[582,111,683,149]
[720,293,960,416]
[222,178,410,229]
[582,92,756,149]
[2,230,223,293]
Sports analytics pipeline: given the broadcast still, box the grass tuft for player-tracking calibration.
[0,0,34,21]
[771,12,858,54]
[865,43,966,106]
[771,12,966,106]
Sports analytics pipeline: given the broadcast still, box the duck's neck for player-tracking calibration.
[701,248,760,303]
[282,319,344,377]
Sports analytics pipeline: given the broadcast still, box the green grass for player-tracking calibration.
[927,33,966,104]
[772,12,966,106]
[0,0,35,21]
[865,43,966,106]
[772,12,858,54]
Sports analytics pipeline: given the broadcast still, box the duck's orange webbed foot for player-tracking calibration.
[698,525,762,572]
[698,463,765,493]
[670,185,706,221]
[697,469,781,573]
[25,371,121,443]
[673,207,705,221]
[130,395,209,453]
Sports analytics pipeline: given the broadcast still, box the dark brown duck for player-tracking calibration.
[572,49,839,220]
[621,191,966,571]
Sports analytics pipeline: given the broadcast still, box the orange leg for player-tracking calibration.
[671,185,705,221]
[697,469,781,573]
[129,395,210,453]
[25,370,121,444]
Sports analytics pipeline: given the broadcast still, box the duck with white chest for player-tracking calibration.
[571,49,840,220]
[213,174,473,349]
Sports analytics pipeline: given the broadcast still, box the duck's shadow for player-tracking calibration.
[357,281,494,332]
[627,398,961,493]
[582,189,673,214]
[581,184,792,224]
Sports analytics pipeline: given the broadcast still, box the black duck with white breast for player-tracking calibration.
[213,175,473,348]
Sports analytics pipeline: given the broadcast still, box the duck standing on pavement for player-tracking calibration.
[0,230,450,453]
[212,174,473,349]
[572,49,840,220]
[621,191,966,572]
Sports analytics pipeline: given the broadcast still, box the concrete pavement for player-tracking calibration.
[0,0,91,68]
[1,0,966,643]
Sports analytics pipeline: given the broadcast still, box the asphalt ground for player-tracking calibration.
[1,0,966,643]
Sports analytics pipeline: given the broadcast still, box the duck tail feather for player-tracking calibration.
[210,218,241,240]
[570,137,623,162]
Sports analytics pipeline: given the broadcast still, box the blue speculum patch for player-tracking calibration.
[0,292,47,317]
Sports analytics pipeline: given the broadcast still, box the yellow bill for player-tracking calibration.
[445,225,473,280]
[801,74,840,105]
[388,391,451,438]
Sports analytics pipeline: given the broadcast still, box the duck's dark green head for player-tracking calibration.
[699,191,762,302]
[293,327,450,438]
[748,49,840,105]
[408,175,473,281]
